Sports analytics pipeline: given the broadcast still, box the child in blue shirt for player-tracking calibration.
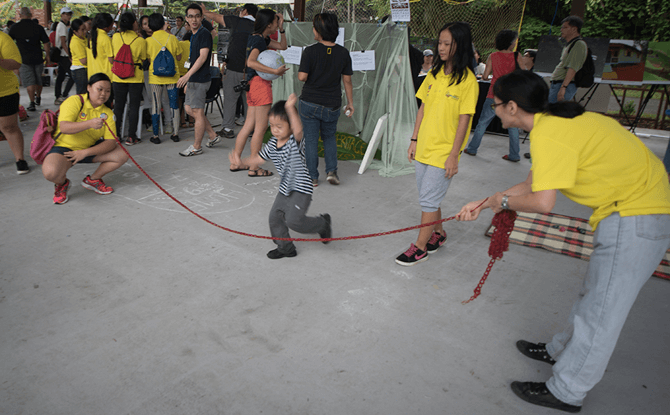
[234,93,332,258]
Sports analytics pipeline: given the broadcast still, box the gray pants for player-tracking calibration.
[270,191,327,254]
[221,69,247,130]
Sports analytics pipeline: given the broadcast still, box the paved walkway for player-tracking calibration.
[1,86,669,414]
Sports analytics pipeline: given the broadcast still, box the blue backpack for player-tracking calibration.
[152,36,176,77]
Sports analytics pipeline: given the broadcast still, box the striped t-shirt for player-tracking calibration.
[259,135,313,196]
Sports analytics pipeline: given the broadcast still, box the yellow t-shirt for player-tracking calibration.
[415,68,478,168]
[177,40,190,77]
[530,112,670,230]
[86,28,114,79]
[70,35,88,68]
[111,31,147,83]
[146,30,180,85]
[54,95,117,151]
[0,32,21,98]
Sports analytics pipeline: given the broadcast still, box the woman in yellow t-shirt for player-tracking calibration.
[458,71,670,413]
[68,19,89,95]
[42,73,128,205]
[86,13,114,80]
[112,12,148,146]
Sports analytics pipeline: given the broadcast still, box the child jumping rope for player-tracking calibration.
[233,93,332,259]
[395,22,478,266]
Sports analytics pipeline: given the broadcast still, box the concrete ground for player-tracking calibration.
[1,88,669,415]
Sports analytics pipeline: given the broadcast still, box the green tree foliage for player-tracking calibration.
[517,15,552,52]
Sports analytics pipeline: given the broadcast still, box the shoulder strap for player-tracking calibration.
[153,36,165,48]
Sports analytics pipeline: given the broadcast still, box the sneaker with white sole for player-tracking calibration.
[16,159,30,175]
[235,117,245,126]
[179,145,203,157]
[326,171,340,185]
[395,243,428,266]
[426,231,447,254]
[205,134,223,148]
[82,175,113,194]
[216,128,235,138]
[53,179,71,204]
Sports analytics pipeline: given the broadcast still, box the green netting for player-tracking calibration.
[273,22,418,177]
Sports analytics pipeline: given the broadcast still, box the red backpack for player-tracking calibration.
[30,95,84,164]
[112,34,138,79]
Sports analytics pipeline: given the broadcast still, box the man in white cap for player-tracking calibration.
[54,6,73,105]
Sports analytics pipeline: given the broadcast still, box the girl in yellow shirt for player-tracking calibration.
[42,73,128,205]
[68,19,88,94]
[87,13,114,80]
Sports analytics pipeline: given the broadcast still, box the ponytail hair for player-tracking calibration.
[254,9,276,35]
[493,71,585,119]
[430,22,475,86]
[68,18,84,48]
[89,13,114,59]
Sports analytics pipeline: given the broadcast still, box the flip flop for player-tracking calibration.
[248,168,273,177]
[230,166,250,172]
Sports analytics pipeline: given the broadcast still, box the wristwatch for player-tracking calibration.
[501,195,509,210]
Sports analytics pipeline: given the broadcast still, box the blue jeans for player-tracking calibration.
[299,100,340,181]
[466,98,520,160]
[548,82,578,104]
[545,213,670,406]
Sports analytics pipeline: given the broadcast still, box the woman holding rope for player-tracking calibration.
[457,70,670,413]
[42,73,129,205]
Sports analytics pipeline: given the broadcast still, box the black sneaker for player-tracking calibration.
[267,248,297,259]
[319,214,332,244]
[395,244,428,266]
[16,159,30,175]
[216,128,235,138]
[150,136,161,144]
[35,97,41,106]
[524,152,531,159]
[511,382,581,413]
[516,340,556,365]
[27,102,36,112]
[170,134,180,142]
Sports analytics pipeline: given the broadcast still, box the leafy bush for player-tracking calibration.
[518,16,552,52]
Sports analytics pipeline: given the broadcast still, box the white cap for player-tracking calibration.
[423,49,433,56]
[60,6,73,14]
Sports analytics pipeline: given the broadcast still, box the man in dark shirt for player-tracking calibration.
[9,7,51,111]
[202,3,257,138]
[177,3,222,157]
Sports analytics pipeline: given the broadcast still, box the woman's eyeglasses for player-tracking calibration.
[491,102,505,110]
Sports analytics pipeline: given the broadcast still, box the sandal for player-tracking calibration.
[248,168,273,177]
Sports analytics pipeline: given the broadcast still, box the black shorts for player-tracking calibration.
[0,93,19,117]
[48,140,104,164]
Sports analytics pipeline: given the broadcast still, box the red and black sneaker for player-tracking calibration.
[395,243,428,266]
[53,179,71,204]
[426,231,447,254]
[81,175,113,195]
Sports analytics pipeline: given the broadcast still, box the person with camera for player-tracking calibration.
[201,3,257,139]
[228,9,287,176]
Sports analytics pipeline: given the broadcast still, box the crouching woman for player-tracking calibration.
[42,73,128,204]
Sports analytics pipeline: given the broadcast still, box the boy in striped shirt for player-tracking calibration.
[235,93,332,259]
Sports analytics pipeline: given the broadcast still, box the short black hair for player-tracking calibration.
[185,4,203,16]
[495,29,518,51]
[561,15,583,33]
[313,13,339,43]
[176,16,184,22]
[80,16,91,23]
[118,12,136,32]
[88,72,111,86]
[268,100,289,123]
[148,13,165,32]
[243,4,258,17]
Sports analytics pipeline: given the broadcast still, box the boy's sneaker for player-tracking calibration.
[82,175,113,195]
[267,248,297,259]
[205,134,223,148]
[312,179,318,187]
[125,136,141,146]
[53,179,71,204]
[170,134,180,142]
[27,102,36,112]
[516,340,556,365]
[16,159,30,175]
[426,231,447,254]
[511,382,581,413]
[216,128,235,138]
[35,97,41,106]
[150,136,161,144]
[395,243,428,266]
[326,171,340,185]
[319,214,332,244]
[179,145,203,157]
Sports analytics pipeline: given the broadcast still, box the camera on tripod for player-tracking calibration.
[234,80,250,93]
